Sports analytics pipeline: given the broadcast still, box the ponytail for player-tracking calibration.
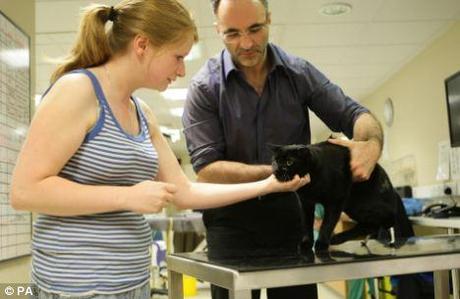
[50,5,114,83]
[50,0,198,84]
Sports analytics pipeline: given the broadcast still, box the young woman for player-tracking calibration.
[10,0,308,297]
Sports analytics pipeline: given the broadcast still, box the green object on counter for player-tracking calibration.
[347,278,376,299]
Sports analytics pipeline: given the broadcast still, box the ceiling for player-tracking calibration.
[35,0,460,156]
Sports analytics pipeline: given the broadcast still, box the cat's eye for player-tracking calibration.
[286,160,293,166]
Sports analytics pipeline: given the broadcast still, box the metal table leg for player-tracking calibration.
[168,269,183,299]
[434,270,450,299]
[229,289,252,299]
[453,270,460,299]
[448,228,460,299]
[450,269,460,299]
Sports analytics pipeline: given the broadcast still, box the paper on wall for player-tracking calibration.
[451,147,460,180]
[437,140,451,181]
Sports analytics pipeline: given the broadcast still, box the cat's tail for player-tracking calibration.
[394,192,415,238]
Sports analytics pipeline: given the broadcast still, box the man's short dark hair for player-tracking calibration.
[210,0,268,15]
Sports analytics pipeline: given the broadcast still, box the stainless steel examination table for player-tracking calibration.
[167,234,460,299]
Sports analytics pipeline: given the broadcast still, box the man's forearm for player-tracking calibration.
[353,113,383,149]
[197,161,272,184]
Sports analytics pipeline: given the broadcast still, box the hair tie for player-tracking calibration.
[107,6,118,22]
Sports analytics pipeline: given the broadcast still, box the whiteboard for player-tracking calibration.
[0,10,31,261]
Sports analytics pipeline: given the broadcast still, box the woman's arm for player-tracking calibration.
[10,74,174,216]
[140,101,309,210]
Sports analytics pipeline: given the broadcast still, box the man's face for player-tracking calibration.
[215,0,270,69]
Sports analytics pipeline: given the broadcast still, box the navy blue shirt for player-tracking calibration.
[183,44,368,173]
[182,44,368,241]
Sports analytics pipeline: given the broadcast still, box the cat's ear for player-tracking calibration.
[296,145,311,159]
[267,143,282,153]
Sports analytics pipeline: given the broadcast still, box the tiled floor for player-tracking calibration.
[153,283,344,299]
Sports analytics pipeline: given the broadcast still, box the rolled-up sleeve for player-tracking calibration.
[182,82,225,173]
[302,61,369,139]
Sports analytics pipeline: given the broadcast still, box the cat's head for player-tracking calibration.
[269,144,313,182]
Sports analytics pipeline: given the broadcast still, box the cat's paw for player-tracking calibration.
[297,236,313,254]
[314,240,330,252]
[297,236,315,261]
[298,247,314,262]
[315,249,333,261]
[384,238,407,249]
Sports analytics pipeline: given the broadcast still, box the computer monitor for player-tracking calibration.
[445,70,460,147]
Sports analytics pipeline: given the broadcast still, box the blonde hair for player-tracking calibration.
[210,0,268,15]
[50,0,198,83]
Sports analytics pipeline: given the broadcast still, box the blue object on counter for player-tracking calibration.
[402,197,424,216]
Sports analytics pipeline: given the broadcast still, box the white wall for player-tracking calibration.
[361,21,460,186]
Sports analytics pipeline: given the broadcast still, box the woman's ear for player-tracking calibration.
[132,34,150,57]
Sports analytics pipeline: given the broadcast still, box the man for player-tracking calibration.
[182,0,383,298]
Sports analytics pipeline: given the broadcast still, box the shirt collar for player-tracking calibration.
[222,43,287,80]
[222,48,237,79]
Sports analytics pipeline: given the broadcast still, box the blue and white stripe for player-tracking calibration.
[32,69,158,295]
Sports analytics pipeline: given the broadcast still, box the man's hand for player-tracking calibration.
[328,138,381,182]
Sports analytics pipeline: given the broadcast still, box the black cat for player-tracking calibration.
[270,141,414,253]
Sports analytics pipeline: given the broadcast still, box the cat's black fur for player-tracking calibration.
[270,141,414,253]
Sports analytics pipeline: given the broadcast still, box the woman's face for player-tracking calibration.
[144,34,195,91]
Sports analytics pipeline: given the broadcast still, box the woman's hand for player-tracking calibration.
[122,180,178,213]
[265,174,310,194]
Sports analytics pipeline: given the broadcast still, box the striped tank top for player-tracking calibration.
[32,69,159,295]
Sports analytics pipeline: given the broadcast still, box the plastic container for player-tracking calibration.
[183,275,197,297]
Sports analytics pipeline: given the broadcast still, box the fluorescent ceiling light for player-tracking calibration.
[319,2,352,16]
[0,49,29,68]
[170,107,184,117]
[185,43,202,61]
[161,88,188,101]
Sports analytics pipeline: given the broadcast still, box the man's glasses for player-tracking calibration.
[220,20,268,44]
